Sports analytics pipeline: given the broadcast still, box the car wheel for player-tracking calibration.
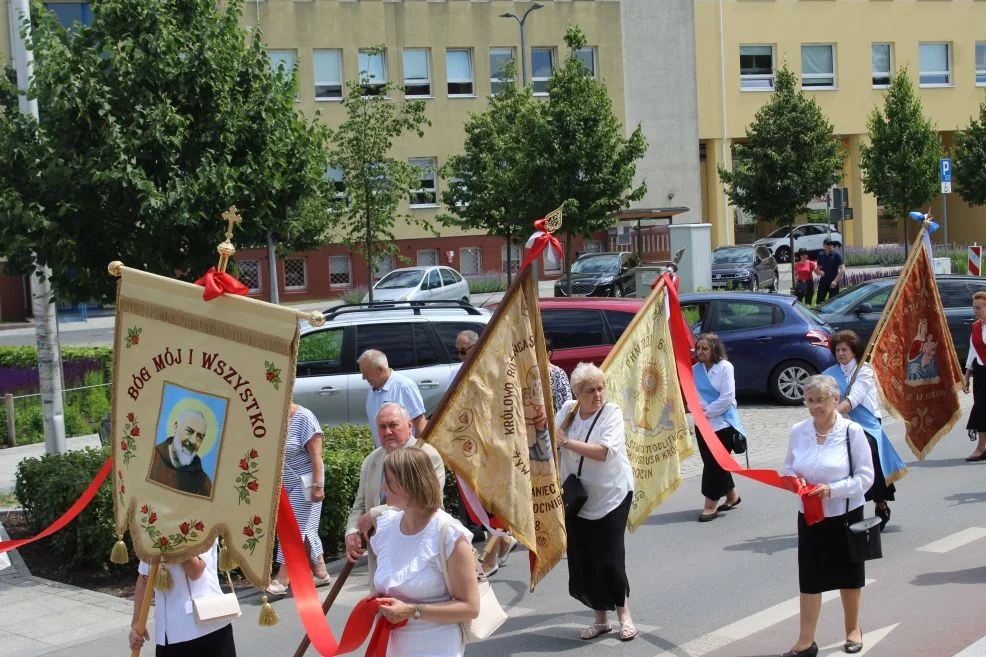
[750,276,759,292]
[461,296,470,303]
[775,246,791,263]
[769,360,816,405]
[613,285,624,297]
[771,270,779,292]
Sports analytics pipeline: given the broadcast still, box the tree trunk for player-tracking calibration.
[903,215,910,257]
[505,229,512,286]
[565,232,573,295]
[266,232,279,304]
[31,266,66,454]
[365,207,374,303]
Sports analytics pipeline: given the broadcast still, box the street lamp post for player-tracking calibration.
[499,2,544,87]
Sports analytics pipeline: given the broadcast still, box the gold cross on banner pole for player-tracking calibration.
[217,206,242,273]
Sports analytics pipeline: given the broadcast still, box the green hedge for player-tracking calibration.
[0,346,113,375]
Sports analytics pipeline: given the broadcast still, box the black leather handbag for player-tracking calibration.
[560,405,605,516]
[844,429,882,562]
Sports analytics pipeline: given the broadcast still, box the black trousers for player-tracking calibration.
[157,624,236,657]
[816,278,839,303]
[698,427,736,500]
[566,491,632,611]
[795,279,815,305]
[968,360,986,433]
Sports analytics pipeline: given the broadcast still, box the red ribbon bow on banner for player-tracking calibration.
[194,267,250,301]
[520,218,563,269]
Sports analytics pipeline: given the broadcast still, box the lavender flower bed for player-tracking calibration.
[0,357,106,396]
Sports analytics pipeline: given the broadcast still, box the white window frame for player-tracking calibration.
[268,50,296,78]
[544,245,563,274]
[325,167,345,202]
[329,255,352,289]
[871,43,893,89]
[459,247,482,276]
[575,47,597,78]
[417,249,439,267]
[358,49,388,96]
[313,49,343,100]
[237,259,262,294]
[446,49,475,97]
[408,157,438,208]
[501,243,521,275]
[919,42,952,87]
[739,44,775,91]
[374,253,396,280]
[531,47,555,96]
[489,47,515,96]
[801,44,836,90]
[403,48,432,98]
[283,257,308,292]
[977,42,986,87]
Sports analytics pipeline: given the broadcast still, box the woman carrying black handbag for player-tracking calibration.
[555,363,636,642]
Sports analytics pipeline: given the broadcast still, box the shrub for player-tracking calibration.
[14,447,128,571]
[342,286,369,304]
[467,272,507,294]
[839,268,903,289]
[0,346,112,395]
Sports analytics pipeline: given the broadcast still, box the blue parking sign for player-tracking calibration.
[940,158,952,183]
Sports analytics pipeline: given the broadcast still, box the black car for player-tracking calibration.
[815,275,986,363]
[711,245,779,292]
[553,251,640,297]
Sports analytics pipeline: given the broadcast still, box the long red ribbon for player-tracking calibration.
[0,456,112,554]
[194,267,250,301]
[663,275,825,524]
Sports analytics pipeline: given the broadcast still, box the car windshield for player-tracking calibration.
[712,248,753,265]
[375,270,425,289]
[792,302,827,326]
[765,226,791,239]
[571,256,619,275]
[815,282,878,314]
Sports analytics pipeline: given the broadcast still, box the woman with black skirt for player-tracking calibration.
[963,291,986,460]
[556,363,637,642]
[692,333,744,522]
[782,375,873,657]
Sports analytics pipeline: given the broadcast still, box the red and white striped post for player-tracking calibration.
[969,244,982,277]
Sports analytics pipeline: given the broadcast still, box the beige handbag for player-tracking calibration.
[185,572,242,624]
[438,519,508,643]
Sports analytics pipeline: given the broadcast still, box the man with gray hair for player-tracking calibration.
[344,402,445,578]
[357,349,426,448]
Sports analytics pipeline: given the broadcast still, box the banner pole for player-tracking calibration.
[130,561,158,657]
[291,559,357,657]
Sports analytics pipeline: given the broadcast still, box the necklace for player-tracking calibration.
[814,419,836,437]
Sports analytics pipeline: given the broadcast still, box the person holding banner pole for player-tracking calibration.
[964,291,986,458]
[826,331,907,531]
[556,363,636,642]
[692,333,745,522]
[782,375,873,657]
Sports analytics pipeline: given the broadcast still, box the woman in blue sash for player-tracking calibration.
[824,331,907,531]
[693,333,745,522]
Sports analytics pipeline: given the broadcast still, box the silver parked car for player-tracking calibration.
[362,266,471,303]
[294,300,492,426]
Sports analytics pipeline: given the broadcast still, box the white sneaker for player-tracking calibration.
[266,579,288,596]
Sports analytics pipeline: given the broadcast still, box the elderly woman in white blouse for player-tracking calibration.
[781,375,874,657]
[556,363,637,642]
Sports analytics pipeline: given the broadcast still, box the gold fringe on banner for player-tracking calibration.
[155,559,173,592]
[110,536,129,564]
[258,595,279,626]
[218,539,237,573]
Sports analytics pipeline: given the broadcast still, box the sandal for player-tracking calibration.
[843,639,863,654]
[619,620,638,641]
[579,623,612,640]
[313,573,332,587]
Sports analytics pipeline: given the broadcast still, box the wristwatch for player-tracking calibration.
[412,604,423,620]
[312,481,325,489]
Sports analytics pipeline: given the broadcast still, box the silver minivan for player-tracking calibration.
[293,301,492,426]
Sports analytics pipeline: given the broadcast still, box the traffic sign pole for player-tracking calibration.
[940,158,952,247]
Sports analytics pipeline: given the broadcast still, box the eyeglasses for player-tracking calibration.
[456,346,474,356]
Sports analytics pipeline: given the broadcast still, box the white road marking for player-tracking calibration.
[819,623,898,655]
[650,580,875,657]
[0,551,10,571]
[953,634,986,657]
[916,527,986,554]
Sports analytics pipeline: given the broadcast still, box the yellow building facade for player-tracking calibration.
[695,0,986,249]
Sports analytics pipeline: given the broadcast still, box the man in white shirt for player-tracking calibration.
[358,349,427,448]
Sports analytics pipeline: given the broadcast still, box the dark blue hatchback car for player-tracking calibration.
[680,292,835,404]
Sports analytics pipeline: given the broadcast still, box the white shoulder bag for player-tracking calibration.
[184,571,241,625]
[438,519,508,643]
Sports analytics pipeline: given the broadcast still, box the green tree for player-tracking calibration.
[717,65,845,249]
[536,26,647,286]
[440,60,545,283]
[0,0,334,303]
[326,48,430,302]
[859,69,943,248]
[954,94,986,208]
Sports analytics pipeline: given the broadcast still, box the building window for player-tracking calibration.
[459,247,481,276]
[284,257,308,291]
[740,45,774,90]
[358,49,387,96]
[582,240,603,255]
[801,44,835,89]
[417,249,439,267]
[329,255,352,288]
[872,43,893,88]
[403,49,431,97]
[43,2,92,28]
[446,49,474,96]
[374,254,396,279]
[268,50,296,79]
[237,259,261,294]
[544,246,563,274]
[977,42,986,86]
[325,167,345,201]
[408,157,438,207]
[313,50,343,100]
[531,48,554,95]
[490,47,515,95]
[575,47,596,77]
[501,243,521,275]
[919,43,951,86]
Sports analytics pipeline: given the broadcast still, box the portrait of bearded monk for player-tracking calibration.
[148,408,214,497]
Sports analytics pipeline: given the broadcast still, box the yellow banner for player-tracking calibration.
[424,266,565,590]
[111,267,299,590]
[601,281,695,531]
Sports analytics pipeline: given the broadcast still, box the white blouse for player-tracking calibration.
[699,360,738,432]
[841,360,882,419]
[556,401,634,521]
[968,322,986,368]
[782,415,874,518]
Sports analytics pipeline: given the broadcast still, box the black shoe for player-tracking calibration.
[781,642,818,657]
[844,639,863,654]
[697,511,718,522]
[717,497,742,512]
[876,505,891,531]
